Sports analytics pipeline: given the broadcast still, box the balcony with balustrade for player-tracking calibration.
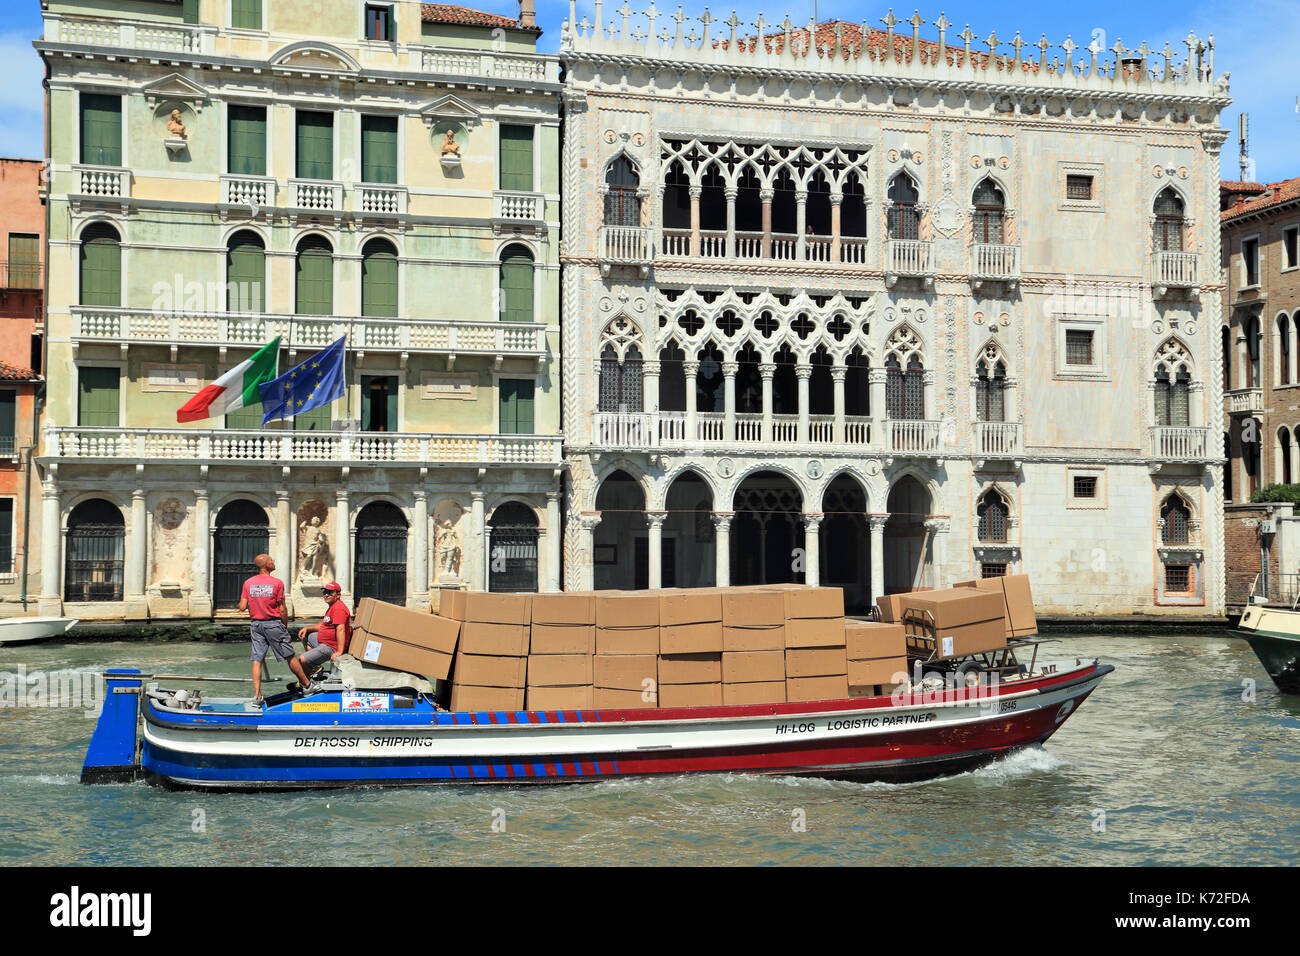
[970,243,1021,290]
[288,179,346,220]
[1151,251,1202,298]
[884,239,934,289]
[882,419,943,454]
[658,227,869,267]
[69,306,548,366]
[598,226,654,275]
[1226,387,1263,416]
[590,409,873,452]
[71,166,131,211]
[44,425,563,468]
[495,191,546,226]
[1150,425,1210,462]
[972,421,1023,463]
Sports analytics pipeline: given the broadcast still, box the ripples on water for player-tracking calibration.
[0,635,1296,866]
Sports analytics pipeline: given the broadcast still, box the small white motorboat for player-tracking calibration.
[0,616,79,646]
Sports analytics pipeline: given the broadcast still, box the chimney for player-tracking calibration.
[518,0,535,28]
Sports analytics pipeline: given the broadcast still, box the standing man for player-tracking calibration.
[294,581,351,692]
[239,553,311,703]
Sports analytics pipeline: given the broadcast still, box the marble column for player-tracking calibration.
[275,489,293,616]
[923,369,936,422]
[545,491,562,591]
[412,487,430,608]
[760,189,773,258]
[191,487,212,617]
[722,361,737,442]
[712,512,732,586]
[646,510,667,589]
[577,513,601,590]
[38,475,62,615]
[803,514,822,586]
[760,363,775,443]
[689,185,702,257]
[724,186,738,258]
[831,366,847,444]
[796,364,812,444]
[643,358,661,414]
[830,193,843,262]
[868,514,888,603]
[335,487,351,598]
[1189,381,1205,428]
[923,517,948,589]
[469,490,485,591]
[684,360,699,442]
[795,192,808,260]
[869,368,887,448]
[125,488,148,618]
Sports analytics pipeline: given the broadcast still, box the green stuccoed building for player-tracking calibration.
[34,0,563,619]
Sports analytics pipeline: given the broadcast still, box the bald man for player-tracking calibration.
[238,553,311,702]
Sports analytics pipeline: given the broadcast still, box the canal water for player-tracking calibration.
[1,633,1295,866]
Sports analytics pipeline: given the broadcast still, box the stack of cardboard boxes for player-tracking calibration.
[594,591,659,708]
[441,591,532,711]
[349,598,461,680]
[766,585,849,702]
[873,573,1037,661]
[845,621,908,697]
[720,589,786,705]
[657,589,725,707]
[526,593,597,710]
[954,575,1039,641]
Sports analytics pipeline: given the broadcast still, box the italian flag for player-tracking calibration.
[175,337,280,424]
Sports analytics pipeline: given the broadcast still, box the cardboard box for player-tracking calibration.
[660,590,723,626]
[525,684,595,711]
[529,623,596,655]
[900,588,1007,657]
[450,683,525,712]
[595,625,659,656]
[722,624,785,652]
[594,686,658,709]
[721,589,787,627]
[845,621,906,660]
[760,584,845,620]
[658,682,723,708]
[596,591,660,627]
[786,675,849,702]
[660,620,724,654]
[848,656,909,687]
[526,653,594,686]
[439,590,531,625]
[723,681,788,706]
[353,598,462,656]
[875,594,905,623]
[593,654,657,691]
[1000,574,1038,637]
[849,683,904,699]
[458,622,530,657]
[785,646,848,678]
[785,617,846,649]
[721,650,786,683]
[530,592,596,625]
[453,653,528,688]
[658,652,722,684]
[348,632,455,680]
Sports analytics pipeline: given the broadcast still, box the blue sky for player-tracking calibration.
[4,0,1296,181]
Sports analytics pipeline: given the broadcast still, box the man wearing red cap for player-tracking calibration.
[295,582,351,691]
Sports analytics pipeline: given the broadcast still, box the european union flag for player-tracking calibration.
[259,336,347,424]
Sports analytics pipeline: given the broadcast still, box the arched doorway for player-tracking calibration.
[594,470,645,589]
[664,471,714,588]
[489,501,538,593]
[65,499,124,602]
[732,471,803,586]
[821,474,870,612]
[213,500,269,608]
[355,502,408,604]
[884,476,932,593]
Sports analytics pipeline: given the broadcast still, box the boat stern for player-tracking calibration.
[80,669,143,784]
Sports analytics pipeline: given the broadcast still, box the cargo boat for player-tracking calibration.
[81,655,1111,790]
[1236,606,1300,693]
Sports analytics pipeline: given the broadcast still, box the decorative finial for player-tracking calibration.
[908,10,923,63]
[985,30,998,71]
[959,24,973,68]
[753,13,767,52]
[882,8,898,62]
[1037,33,1049,67]
[646,1,659,37]
[934,13,950,65]
[673,5,686,43]
[699,7,713,46]
[1010,30,1024,67]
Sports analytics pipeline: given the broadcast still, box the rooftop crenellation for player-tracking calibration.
[562,3,1230,100]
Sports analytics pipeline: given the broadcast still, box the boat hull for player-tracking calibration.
[1236,606,1300,693]
[0,616,79,646]
[138,662,1110,790]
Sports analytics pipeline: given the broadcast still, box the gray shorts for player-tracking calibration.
[250,619,294,663]
[300,634,336,671]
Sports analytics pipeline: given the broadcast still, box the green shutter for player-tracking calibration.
[225,402,263,430]
[232,0,262,29]
[360,375,398,431]
[228,105,266,176]
[8,234,40,288]
[499,125,534,192]
[296,111,333,180]
[78,367,120,427]
[499,379,516,434]
[0,391,15,443]
[295,403,332,431]
[79,227,120,307]
[500,250,533,323]
[0,498,12,574]
[226,235,265,313]
[361,245,398,317]
[296,239,333,315]
[499,379,534,434]
[361,115,398,184]
[80,94,121,166]
[182,0,200,23]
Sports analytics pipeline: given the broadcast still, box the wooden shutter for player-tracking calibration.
[0,391,15,448]
[80,94,121,166]
[226,234,265,313]
[295,404,332,431]
[500,379,533,434]
[78,367,120,427]
[8,234,40,288]
[361,116,398,184]
[500,250,533,323]
[224,402,263,430]
[228,105,266,176]
[0,498,12,574]
[296,112,333,180]
[182,0,200,23]
[387,377,399,431]
[361,244,398,317]
[79,226,120,307]
[499,125,534,192]
[296,237,333,315]
[231,0,261,29]
[360,376,398,431]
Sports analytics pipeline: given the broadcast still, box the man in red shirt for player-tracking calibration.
[239,553,311,702]
[295,581,351,691]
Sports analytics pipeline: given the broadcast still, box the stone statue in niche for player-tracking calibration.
[440,128,461,157]
[436,516,462,580]
[299,516,328,579]
[166,109,188,139]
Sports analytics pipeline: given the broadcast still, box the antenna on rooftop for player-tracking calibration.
[1238,113,1249,181]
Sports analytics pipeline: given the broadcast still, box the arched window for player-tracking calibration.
[599,344,644,412]
[604,156,641,226]
[887,173,919,240]
[1221,325,1231,392]
[886,355,924,419]
[976,491,1009,543]
[1245,315,1262,388]
[213,500,269,608]
[355,501,408,605]
[65,499,124,603]
[975,352,1007,422]
[1279,313,1292,387]
[226,230,265,313]
[1161,495,1191,545]
[972,179,1005,244]
[361,237,398,318]
[1280,427,1293,485]
[662,159,690,231]
[1154,187,1185,253]
[499,244,533,323]
[295,234,333,315]
[79,223,121,307]
[489,501,538,593]
[1154,339,1193,427]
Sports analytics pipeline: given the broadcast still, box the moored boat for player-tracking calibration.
[0,616,79,646]
[1236,606,1300,693]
